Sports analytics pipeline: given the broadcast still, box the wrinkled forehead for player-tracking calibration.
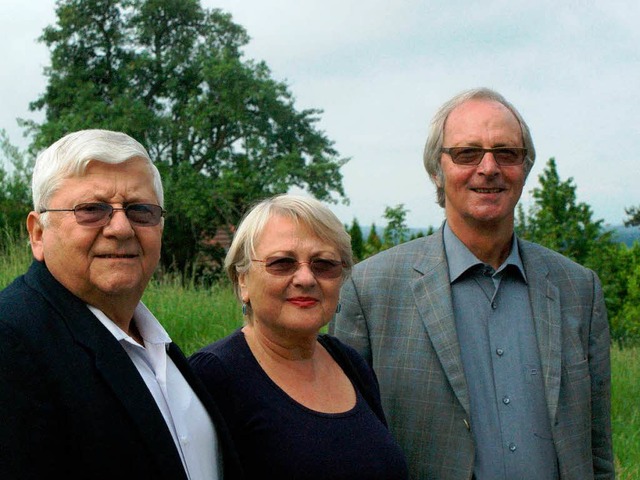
[444,99,523,144]
[54,158,158,199]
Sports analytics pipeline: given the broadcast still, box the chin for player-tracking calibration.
[97,278,145,296]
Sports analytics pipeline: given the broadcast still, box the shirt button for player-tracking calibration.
[496,348,504,356]
[502,396,510,405]
[180,435,189,445]
[509,443,517,452]
[491,301,498,309]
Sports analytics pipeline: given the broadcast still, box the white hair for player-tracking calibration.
[32,129,163,224]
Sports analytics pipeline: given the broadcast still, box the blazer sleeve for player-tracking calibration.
[588,271,615,478]
[329,274,373,365]
[0,314,62,479]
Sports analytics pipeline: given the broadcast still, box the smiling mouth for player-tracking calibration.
[288,298,318,308]
[472,188,504,193]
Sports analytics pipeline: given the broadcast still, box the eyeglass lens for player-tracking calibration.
[74,203,164,226]
[444,147,526,166]
[257,257,344,279]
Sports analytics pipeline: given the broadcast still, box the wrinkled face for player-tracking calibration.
[439,99,526,230]
[239,215,343,336]
[28,158,162,309]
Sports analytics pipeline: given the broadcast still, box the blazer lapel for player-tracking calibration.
[411,231,471,415]
[27,261,187,478]
[519,241,562,424]
[91,343,187,477]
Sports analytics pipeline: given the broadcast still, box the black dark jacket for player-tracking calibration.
[0,260,244,480]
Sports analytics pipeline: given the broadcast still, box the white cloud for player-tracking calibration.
[2,0,639,226]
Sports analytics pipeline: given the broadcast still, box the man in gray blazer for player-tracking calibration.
[330,88,614,479]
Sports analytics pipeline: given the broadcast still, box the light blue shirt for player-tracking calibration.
[89,302,220,480]
[443,223,558,480]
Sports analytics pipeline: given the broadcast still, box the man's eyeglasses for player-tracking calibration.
[251,257,346,279]
[441,147,527,166]
[39,202,166,227]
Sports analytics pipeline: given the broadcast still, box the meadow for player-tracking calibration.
[1,233,638,478]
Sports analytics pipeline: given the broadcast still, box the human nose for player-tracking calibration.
[291,261,317,285]
[476,151,500,175]
[102,207,135,237]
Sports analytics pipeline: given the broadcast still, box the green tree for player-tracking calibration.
[515,158,613,267]
[605,242,640,346]
[514,157,638,343]
[365,222,382,257]
[410,225,434,240]
[25,0,348,279]
[348,218,365,262]
[382,204,410,249]
[0,130,32,238]
[624,206,640,227]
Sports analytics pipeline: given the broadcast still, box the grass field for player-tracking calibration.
[611,344,640,478]
[1,233,638,476]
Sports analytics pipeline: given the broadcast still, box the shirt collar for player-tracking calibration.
[443,221,527,283]
[87,301,172,349]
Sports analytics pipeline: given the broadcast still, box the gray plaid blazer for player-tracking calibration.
[329,227,614,479]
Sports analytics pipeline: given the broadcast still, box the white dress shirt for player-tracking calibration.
[88,303,220,480]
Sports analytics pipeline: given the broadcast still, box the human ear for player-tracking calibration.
[432,173,442,188]
[238,272,249,303]
[27,212,45,261]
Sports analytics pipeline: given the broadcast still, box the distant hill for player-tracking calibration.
[609,225,640,247]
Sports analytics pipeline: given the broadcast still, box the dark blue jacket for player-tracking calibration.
[0,260,244,480]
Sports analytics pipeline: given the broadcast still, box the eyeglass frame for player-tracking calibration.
[251,256,346,279]
[39,202,166,227]
[441,146,528,166]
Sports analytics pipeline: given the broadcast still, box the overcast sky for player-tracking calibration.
[2,0,639,228]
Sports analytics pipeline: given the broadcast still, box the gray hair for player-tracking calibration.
[32,129,163,224]
[423,87,536,207]
[225,194,353,303]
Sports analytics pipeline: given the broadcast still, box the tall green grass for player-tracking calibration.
[0,232,638,475]
[0,231,32,289]
[611,344,640,479]
[143,277,243,355]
